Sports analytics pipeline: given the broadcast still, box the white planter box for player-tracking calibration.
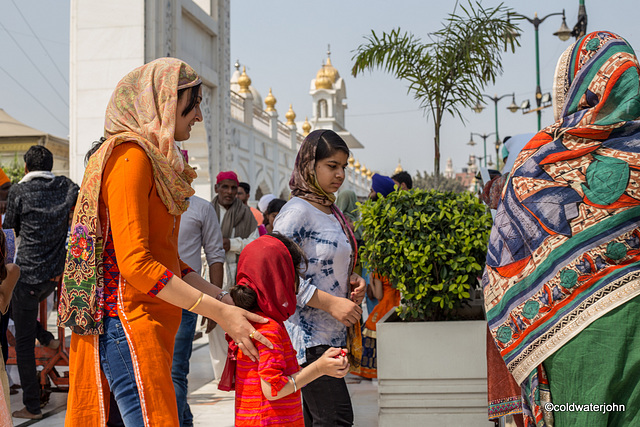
[377,315,492,427]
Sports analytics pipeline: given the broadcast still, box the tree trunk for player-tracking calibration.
[433,118,441,184]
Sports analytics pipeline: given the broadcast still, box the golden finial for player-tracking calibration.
[394,159,403,174]
[354,160,361,172]
[285,104,296,125]
[324,45,340,83]
[238,66,251,94]
[366,169,373,179]
[265,88,277,112]
[348,157,355,167]
[315,62,332,90]
[302,117,311,135]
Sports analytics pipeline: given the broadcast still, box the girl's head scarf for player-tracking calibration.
[289,129,358,274]
[58,58,200,335]
[483,31,640,424]
[289,129,338,207]
[218,235,298,392]
[236,235,297,324]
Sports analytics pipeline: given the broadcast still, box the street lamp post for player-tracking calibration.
[572,0,588,39]
[473,93,519,169]
[516,10,571,131]
[467,132,496,168]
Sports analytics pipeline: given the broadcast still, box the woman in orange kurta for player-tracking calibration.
[353,273,400,379]
[59,58,273,427]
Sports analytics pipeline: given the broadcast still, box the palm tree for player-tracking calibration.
[351,1,519,177]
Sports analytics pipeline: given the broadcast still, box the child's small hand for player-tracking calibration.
[333,349,347,359]
[316,347,349,378]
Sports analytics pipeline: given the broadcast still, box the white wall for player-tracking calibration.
[70,0,230,200]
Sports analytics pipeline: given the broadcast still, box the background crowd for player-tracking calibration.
[0,59,408,427]
[2,28,637,427]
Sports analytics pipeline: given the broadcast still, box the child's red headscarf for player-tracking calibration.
[236,234,297,323]
[218,235,298,391]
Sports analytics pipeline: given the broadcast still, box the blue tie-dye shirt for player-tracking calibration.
[273,197,352,365]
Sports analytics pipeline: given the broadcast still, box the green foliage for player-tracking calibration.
[1,153,24,184]
[351,1,520,177]
[414,171,467,192]
[356,189,492,321]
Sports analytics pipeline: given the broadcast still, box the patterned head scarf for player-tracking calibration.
[483,31,640,425]
[289,129,341,207]
[58,58,201,335]
[289,129,358,274]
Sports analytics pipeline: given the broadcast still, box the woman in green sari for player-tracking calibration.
[484,31,640,426]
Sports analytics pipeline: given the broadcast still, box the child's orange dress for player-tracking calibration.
[235,315,304,426]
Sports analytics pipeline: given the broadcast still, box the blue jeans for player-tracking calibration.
[172,309,197,426]
[99,316,144,426]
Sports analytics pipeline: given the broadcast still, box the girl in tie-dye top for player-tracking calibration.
[273,129,366,426]
[221,233,349,426]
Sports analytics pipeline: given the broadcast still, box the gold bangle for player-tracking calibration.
[187,292,204,312]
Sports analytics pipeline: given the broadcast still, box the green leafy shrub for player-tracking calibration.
[1,153,24,184]
[356,189,492,321]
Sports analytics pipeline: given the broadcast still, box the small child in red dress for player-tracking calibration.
[219,233,349,426]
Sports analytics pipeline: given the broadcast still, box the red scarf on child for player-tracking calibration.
[219,235,297,391]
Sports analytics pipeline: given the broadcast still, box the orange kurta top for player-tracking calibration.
[364,274,400,332]
[66,143,190,427]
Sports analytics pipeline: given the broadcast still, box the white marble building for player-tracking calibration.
[226,57,370,201]
[70,0,369,200]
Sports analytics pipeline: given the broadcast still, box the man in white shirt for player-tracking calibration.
[173,195,225,426]
[208,171,258,379]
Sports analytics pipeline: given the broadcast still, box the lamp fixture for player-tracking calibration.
[503,15,521,43]
[553,10,573,41]
[472,101,485,113]
[467,134,477,146]
[507,95,519,113]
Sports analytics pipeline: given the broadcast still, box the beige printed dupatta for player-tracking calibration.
[58,58,200,335]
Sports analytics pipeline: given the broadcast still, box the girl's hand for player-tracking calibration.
[316,347,350,378]
[328,297,362,327]
[349,273,366,305]
[216,304,273,361]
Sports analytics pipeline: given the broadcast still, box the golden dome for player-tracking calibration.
[265,88,276,112]
[285,104,296,125]
[348,157,355,167]
[394,159,403,174]
[315,64,332,90]
[302,117,311,135]
[366,169,373,179]
[324,56,340,83]
[238,66,251,94]
[361,166,367,177]
[354,160,361,172]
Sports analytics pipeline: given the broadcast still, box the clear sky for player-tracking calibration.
[1,1,638,178]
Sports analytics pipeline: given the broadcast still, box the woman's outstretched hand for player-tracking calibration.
[217,304,273,361]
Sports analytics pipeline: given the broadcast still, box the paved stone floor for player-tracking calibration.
[8,332,379,427]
